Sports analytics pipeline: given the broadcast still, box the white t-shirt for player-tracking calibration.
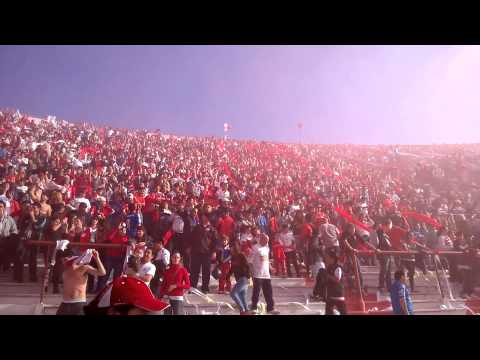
[73,197,91,212]
[216,189,230,202]
[154,248,170,266]
[240,233,253,245]
[252,245,271,279]
[138,262,156,286]
[0,195,11,215]
[278,231,295,252]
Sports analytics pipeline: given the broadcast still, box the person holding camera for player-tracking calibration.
[151,241,170,296]
[135,247,156,287]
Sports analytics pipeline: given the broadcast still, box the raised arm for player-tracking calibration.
[85,250,107,277]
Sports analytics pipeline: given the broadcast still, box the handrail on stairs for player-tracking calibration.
[351,249,473,313]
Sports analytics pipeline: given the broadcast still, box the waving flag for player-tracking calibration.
[335,207,373,233]
[402,211,442,229]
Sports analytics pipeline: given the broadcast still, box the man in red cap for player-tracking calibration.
[83,275,170,315]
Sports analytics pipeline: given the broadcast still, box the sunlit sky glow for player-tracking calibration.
[1,45,478,144]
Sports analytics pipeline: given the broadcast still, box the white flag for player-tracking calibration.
[56,240,70,251]
[74,249,94,265]
[14,110,22,120]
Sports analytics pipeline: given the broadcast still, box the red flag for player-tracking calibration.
[335,207,373,233]
[402,211,442,229]
[163,229,174,246]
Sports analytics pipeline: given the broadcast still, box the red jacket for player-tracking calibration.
[69,229,91,244]
[389,226,408,251]
[272,240,286,261]
[300,223,313,243]
[269,217,278,234]
[133,193,146,208]
[91,205,114,219]
[159,264,191,299]
[144,192,164,211]
[106,229,129,257]
[218,215,235,238]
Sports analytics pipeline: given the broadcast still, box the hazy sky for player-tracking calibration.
[1,45,478,144]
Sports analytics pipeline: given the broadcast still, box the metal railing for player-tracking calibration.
[351,249,475,314]
[26,241,476,315]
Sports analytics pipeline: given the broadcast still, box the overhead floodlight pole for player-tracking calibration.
[297,122,304,145]
[224,122,231,141]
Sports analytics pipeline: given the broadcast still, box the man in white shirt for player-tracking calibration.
[136,248,156,287]
[319,217,340,251]
[250,234,280,315]
[151,242,170,295]
[72,190,91,212]
[277,224,300,277]
[216,182,230,202]
[0,183,11,215]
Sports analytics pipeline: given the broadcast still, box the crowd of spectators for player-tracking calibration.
[1,109,480,315]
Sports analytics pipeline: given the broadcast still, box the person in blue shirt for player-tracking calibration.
[390,270,414,315]
[256,208,268,235]
[126,204,142,238]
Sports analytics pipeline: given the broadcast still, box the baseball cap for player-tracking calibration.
[86,276,169,314]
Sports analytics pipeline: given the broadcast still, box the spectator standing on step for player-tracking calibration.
[151,240,170,296]
[390,270,414,315]
[0,200,18,271]
[159,252,190,315]
[250,233,279,314]
[229,241,252,315]
[135,247,156,288]
[277,224,300,277]
[377,218,393,292]
[324,248,347,315]
[190,214,218,294]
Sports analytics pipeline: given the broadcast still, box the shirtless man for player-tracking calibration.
[39,193,52,218]
[56,249,106,315]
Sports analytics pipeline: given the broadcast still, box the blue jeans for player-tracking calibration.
[230,277,249,312]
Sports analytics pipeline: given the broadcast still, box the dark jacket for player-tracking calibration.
[325,263,344,299]
[228,253,251,281]
[377,229,393,251]
[191,224,218,254]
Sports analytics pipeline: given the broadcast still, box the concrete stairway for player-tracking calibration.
[358,264,468,315]
[0,260,471,315]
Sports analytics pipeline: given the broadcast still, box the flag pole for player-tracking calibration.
[297,122,303,145]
